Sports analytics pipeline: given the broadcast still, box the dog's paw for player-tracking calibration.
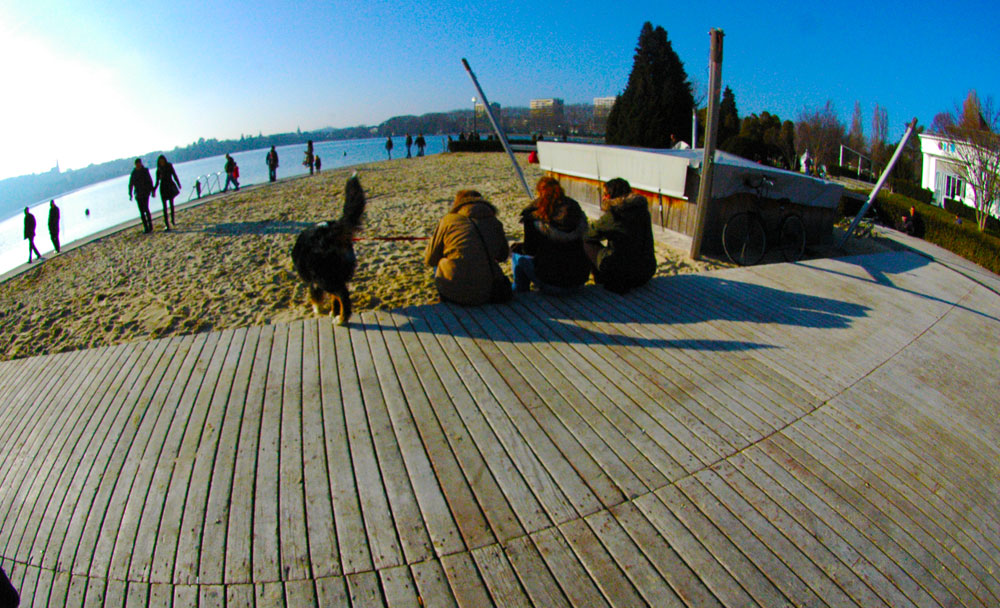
[333,314,346,326]
[312,303,322,315]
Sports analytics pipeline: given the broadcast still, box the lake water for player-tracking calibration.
[0,135,452,277]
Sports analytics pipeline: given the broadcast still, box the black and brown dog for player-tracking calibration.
[291,174,367,325]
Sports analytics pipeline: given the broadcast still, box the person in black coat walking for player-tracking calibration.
[153,155,181,230]
[128,158,154,233]
[48,199,61,253]
[24,207,43,263]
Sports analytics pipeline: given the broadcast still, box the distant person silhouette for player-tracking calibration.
[416,134,426,157]
[315,155,321,173]
[24,207,43,263]
[266,145,279,182]
[223,154,240,191]
[303,140,314,175]
[385,136,393,159]
[405,133,413,158]
[128,158,154,233]
[154,154,181,230]
[195,179,202,198]
[48,199,61,253]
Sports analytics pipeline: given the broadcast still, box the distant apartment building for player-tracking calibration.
[530,98,565,134]
[592,96,617,133]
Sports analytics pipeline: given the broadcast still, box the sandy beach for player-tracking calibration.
[1,152,889,362]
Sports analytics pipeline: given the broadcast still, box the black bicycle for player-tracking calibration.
[722,176,806,266]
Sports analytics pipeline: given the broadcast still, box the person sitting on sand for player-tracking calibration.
[583,177,656,294]
[424,190,509,306]
[511,176,590,294]
[900,206,923,237]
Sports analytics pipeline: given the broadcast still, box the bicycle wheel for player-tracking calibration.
[778,214,806,262]
[722,212,766,266]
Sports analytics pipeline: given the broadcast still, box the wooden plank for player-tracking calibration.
[171,328,250,584]
[253,322,289,583]
[315,575,349,606]
[299,319,341,578]
[654,484,792,607]
[96,336,200,583]
[440,551,493,608]
[12,343,135,569]
[319,321,372,575]
[394,311,522,545]
[60,338,173,576]
[748,440,947,608]
[46,571,71,608]
[147,582,172,607]
[355,311,433,564]
[714,456,898,607]
[225,324,274,583]
[64,574,87,608]
[197,326,263,584]
[558,517,646,608]
[172,584,198,607]
[410,559,458,608]
[531,527,610,608]
[82,337,194,583]
[226,583,255,607]
[37,340,159,574]
[342,319,404,570]
[148,330,234,583]
[279,320,312,580]
[428,305,581,525]
[127,332,220,582]
[125,581,149,608]
[380,564,420,607]
[610,501,723,608]
[31,565,53,608]
[102,578,127,608]
[285,578,318,608]
[16,565,39,608]
[459,307,640,505]
[470,544,531,607]
[346,571,385,607]
[692,468,859,606]
[199,584,225,608]
[255,581,286,608]
[503,535,571,608]
[371,310,466,557]
[490,302,665,495]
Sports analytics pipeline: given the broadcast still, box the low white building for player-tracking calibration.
[919,132,1000,217]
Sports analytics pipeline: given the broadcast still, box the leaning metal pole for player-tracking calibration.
[461,58,533,199]
[837,117,918,248]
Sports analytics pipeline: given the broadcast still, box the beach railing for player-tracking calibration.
[188,172,225,201]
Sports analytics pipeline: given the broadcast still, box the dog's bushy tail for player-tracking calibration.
[341,175,366,229]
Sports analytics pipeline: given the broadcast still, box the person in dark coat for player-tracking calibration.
[415,134,426,157]
[512,176,590,293]
[385,136,393,159]
[48,199,61,253]
[405,134,413,158]
[223,154,239,191]
[24,207,43,263]
[128,158,154,233]
[266,145,279,182]
[584,177,657,294]
[303,140,314,175]
[153,154,181,230]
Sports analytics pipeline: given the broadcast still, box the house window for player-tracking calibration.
[946,175,965,199]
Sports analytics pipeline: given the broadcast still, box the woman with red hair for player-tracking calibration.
[512,176,590,293]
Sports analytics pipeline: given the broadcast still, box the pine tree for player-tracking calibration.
[606,22,694,148]
[718,86,740,146]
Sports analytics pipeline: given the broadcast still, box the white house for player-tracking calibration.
[919,132,1000,217]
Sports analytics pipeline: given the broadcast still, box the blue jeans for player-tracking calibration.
[511,252,580,296]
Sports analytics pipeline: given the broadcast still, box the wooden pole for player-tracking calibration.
[690,29,724,259]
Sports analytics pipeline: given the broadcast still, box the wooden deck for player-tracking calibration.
[2,247,999,607]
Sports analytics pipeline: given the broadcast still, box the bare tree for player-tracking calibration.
[935,90,1000,231]
[795,100,846,169]
[870,104,889,169]
[848,101,866,156]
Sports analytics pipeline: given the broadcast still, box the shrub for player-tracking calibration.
[943,198,1000,233]
[888,179,933,205]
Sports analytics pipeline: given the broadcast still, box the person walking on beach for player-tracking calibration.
[153,154,182,230]
[405,134,413,158]
[128,158,154,233]
[385,136,393,160]
[223,154,240,191]
[303,140,314,175]
[416,134,426,157]
[24,207,43,263]
[48,199,61,253]
[266,145,279,182]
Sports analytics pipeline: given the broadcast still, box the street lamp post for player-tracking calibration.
[472,97,477,136]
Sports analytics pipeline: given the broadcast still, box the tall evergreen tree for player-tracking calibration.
[605,22,694,148]
[718,86,740,146]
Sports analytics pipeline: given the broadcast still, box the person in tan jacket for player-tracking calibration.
[425,190,509,305]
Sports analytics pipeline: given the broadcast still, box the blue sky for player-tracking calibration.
[1,0,997,180]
